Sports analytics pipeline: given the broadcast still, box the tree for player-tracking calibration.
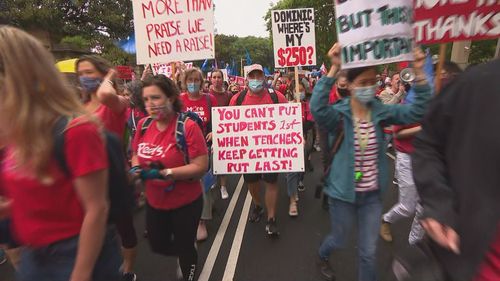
[264,0,337,69]
[214,34,274,75]
[1,0,134,65]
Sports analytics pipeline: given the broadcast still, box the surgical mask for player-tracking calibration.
[149,103,173,120]
[353,84,377,105]
[299,92,305,100]
[248,79,264,92]
[337,88,350,98]
[79,77,102,93]
[187,83,200,94]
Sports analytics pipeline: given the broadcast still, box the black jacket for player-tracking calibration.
[413,59,500,281]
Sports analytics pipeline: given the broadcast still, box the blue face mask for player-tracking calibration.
[79,77,102,93]
[187,83,200,94]
[248,79,264,92]
[353,84,377,105]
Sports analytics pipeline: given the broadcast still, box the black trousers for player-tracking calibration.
[146,196,203,281]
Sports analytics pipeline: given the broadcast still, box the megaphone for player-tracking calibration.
[400,68,415,83]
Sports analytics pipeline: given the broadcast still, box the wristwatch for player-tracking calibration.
[161,168,173,180]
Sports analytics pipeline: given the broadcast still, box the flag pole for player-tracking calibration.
[294,66,300,102]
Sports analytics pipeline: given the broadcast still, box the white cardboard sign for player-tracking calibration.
[132,0,215,64]
[334,0,414,69]
[212,103,305,175]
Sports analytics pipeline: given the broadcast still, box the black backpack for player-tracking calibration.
[53,117,135,223]
[235,88,279,105]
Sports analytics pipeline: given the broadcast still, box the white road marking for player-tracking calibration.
[198,176,245,281]
[222,190,252,281]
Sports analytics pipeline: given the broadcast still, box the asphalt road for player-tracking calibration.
[1,151,421,281]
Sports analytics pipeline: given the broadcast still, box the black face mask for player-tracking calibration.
[337,88,350,98]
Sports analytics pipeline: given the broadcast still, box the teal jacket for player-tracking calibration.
[310,77,432,203]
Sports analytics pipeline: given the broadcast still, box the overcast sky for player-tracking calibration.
[214,0,278,38]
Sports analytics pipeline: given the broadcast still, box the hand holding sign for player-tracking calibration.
[326,43,341,78]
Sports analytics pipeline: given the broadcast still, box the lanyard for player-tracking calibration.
[354,111,371,182]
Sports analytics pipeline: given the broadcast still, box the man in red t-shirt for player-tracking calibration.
[210,70,234,200]
[229,64,288,237]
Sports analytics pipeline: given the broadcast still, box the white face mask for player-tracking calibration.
[353,85,377,105]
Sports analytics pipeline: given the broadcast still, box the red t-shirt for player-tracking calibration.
[301,100,314,122]
[474,225,500,281]
[94,101,128,137]
[1,119,108,247]
[329,85,340,105]
[132,116,207,210]
[393,124,420,154]
[229,88,288,106]
[210,89,233,107]
[179,93,217,134]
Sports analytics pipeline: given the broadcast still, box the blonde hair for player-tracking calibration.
[181,67,204,91]
[0,26,88,179]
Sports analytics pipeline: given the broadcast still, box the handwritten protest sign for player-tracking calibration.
[271,8,317,68]
[132,0,215,65]
[212,104,304,175]
[334,0,413,69]
[152,62,193,77]
[414,0,500,44]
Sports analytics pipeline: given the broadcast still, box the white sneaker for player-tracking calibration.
[176,258,183,280]
[220,186,229,199]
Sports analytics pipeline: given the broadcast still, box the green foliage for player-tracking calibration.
[2,0,134,64]
[469,39,497,64]
[214,34,273,75]
[264,0,337,68]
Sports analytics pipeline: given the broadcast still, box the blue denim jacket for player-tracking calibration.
[311,76,432,203]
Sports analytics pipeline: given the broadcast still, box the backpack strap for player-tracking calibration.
[205,94,213,134]
[175,112,203,165]
[268,88,279,104]
[53,117,71,176]
[140,117,154,137]
[236,89,248,106]
[324,116,345,176]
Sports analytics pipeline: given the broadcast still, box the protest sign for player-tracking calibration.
[334,0,413,69]
[151,62,193,77]
[414,0,500,44]
[116,66,134,80]
[132,0,215,65]
[212,103,305,175]
[272,8,317,68]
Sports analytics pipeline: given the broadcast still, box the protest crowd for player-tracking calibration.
[1,1,500,281]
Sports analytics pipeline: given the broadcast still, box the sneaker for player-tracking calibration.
[197,221,208,241]
[289,201,298,217]
[380,221,393,242]
[248,204,264,223]
[220,186,229,200]
[265,218,280,236]
[317,257,335,281]
[122,272,137,281]
[298,181,305,192]
[0,249,6,265]
[392,178,399,185]
[314,144,321,152]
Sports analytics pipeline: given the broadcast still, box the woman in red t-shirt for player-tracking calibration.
[76,55,139,280]
[0,26,121,281]
[131,75,208,280]
[179,68,217,242]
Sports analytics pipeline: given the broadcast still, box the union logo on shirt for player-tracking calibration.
[138,143,173,159]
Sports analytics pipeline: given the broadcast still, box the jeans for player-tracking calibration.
[383,152,419,223]
[319,191,382,281]
[285,172,304,198]
[17,227,122,281]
